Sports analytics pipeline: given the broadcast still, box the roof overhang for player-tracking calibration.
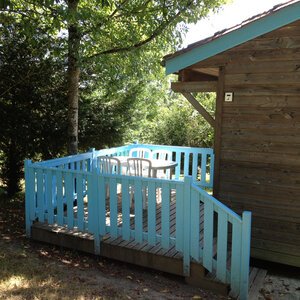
[165,0,300,75]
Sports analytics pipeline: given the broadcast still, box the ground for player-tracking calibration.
[0,192,299,300]
[0,192,227,300]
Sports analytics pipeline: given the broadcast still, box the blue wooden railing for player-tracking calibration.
[25,143,250,300]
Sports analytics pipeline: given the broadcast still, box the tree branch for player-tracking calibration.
[86,1,193,60]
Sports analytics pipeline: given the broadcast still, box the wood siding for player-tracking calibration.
[221,21,300,267]
[186,20,300,266]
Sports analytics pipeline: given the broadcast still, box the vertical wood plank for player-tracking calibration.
[190,189,200,261]
[175,151,181,180]
[240,212,252,300]
[87,172,100,253]
[98,175,106,236]
[192,153,198,181]
[201,153,207,186]
[110,177,118,238]
[121,179,130,240]
[24,160,34,237]
[203,200,214,272]
[147,181,156,245]
[184,152,189,177]
[46,169,54,224]
[183,176,192,276]
[161,182,170,249]
[36,168,44,222]
[216,210,228,282]
[77,173,84,231]
[65,172,74,228]
[175,183,184,252]
[134,179,143,243]
[56,171,64,226]
[230,219,242,297]
[209,153,215,188]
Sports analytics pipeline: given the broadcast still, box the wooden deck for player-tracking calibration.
[30,191,266,298]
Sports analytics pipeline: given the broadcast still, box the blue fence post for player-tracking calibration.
[89,148,97,171]
[24,159,34,237]
[183,176,192,276]
[240,211,252,300]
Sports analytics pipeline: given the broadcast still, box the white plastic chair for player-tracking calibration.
[127,158,152,209]
[98,156,121,199]
[152,149,173,179]
[129,147,152,159]
[98,156,121,174]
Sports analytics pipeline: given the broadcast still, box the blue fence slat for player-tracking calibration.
[192,153,198,181]
[56,170,64,226]
[216,210,228,282]
[240,212,252,300]
[190,189,200,261]
[77,173,84,231]
[175,183,184,252]
[65,172,74,228]
[184,153,189,177]
[36,168,44,222]
[183,176,192,276]
[46,169,54,224]
[98,175,106,236]
[147,181,156,245]
[209,153,214,188]
[230,219,242,297]
[121,179,130,240]
[25,160,34,237]
[203,200,214,272]
[175,151,181,180]
[109,178,118,238]
[161,182,170,249]
[201,154,207,185]
[134,179,143,243]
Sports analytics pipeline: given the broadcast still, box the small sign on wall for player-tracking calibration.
[224,92,233,102]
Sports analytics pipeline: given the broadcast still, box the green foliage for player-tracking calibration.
[0,0,226,193]
[0,24,68,195]
[130,92,216,148]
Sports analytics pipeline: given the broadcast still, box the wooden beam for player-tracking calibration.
[190,67,219,77]
[182,92,215,128]
[171,81,217,92]
[213,67,225,199]
[179,69,218,81]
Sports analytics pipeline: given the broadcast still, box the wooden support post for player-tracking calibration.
[182,92,215,128]
[213,67,225,198]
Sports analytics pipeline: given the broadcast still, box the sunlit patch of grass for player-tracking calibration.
[1,275,29,291]
[0,240,125,300]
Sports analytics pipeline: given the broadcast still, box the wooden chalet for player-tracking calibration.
[164,0,300,267]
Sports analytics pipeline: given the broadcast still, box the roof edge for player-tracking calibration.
[165,0,300,75]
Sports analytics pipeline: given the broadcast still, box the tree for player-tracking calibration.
[131,91,216,148]
[2,0,226,154]
[0,24,68,195]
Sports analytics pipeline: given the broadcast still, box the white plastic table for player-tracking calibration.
[112,156,178,178]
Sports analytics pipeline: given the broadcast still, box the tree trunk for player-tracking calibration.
[67,0,80,155]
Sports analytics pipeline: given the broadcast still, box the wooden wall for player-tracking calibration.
[189,20,300,267]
